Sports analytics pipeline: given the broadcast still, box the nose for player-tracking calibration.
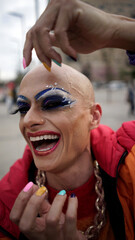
[23,107,44,129]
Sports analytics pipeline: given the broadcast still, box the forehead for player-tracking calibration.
[19,66,74,98]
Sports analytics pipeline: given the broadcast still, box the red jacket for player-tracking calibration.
[0,121,135,239]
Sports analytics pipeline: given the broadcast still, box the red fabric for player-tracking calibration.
[47,173,97,219]
[91,121,135,177]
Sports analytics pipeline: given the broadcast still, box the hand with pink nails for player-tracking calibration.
[23,0,135,68]
[10,183,85,240]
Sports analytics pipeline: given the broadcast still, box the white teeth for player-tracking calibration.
[30,134,59,142]
[36,136,40,141]
[36,147,52,151]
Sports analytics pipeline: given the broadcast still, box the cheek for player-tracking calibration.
[19,119,25,137]
[72,112,90,135]
[63,110,90,149]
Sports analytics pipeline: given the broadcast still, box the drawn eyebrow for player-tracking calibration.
[34,87,71,101]
[17,95,30,102]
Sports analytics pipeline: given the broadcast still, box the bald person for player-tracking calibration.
[0,64,135,240]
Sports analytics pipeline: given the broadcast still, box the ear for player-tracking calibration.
[89,103,102,130]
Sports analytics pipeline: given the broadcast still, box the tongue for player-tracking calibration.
[36,141,57,152]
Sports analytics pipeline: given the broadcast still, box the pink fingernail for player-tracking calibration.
[23,57,27,69]
[23,182,33,192]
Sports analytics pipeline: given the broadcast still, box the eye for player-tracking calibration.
[15,102,30,115]
[41,95,71,110]
[17,106,30,115]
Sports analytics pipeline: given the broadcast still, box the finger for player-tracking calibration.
[23,2,62,67]
[46,190,67,236]
[64,194,78,238]
[32,36,52,67]
[18,186,48,233]
[31,22,62,65]
[10,182,38,225]
[34,30,62,66]
[39,197,51,216]
[23,30,33,67]
[34,4,61,62]
[54,8,77,59]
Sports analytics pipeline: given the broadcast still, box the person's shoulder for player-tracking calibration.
[116,121,135,151]
[91,122,135,177]
[91,121,135,149]
[91,124,114,143]
[117,121,135,179]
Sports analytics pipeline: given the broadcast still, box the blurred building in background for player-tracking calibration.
[83,0,134,17]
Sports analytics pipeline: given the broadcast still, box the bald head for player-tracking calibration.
[20,63,95,107]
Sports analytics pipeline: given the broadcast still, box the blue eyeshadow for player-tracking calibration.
[35,87,70,100]
[17,101,29,107]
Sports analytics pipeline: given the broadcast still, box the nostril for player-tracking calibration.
[31,123,41,127]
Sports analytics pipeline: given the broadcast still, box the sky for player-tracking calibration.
[0,0,48,82]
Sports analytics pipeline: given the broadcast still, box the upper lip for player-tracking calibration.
[27,131,60,138]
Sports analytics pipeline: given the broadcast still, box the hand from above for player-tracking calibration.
[23,0,113,68]
[10,182,86,240]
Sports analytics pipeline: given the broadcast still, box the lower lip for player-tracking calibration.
[32,138,60,156]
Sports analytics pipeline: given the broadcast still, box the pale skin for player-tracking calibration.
[23,0,135,67]
[10,64,102,240]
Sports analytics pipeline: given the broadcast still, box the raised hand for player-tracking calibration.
[23,0,113,68]
[10,182,85,240]
[23,0,135,69]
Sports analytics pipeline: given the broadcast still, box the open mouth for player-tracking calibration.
[29,133,60,154]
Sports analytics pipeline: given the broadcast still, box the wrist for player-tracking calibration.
[106,14,135,51]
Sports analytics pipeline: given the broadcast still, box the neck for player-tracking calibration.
[46,151,94,191]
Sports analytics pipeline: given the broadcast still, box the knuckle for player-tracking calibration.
[28,197,38,210]
[46,216,58,228]
[9,212,18,224]
[66,214,75,224]
[19,193,28,204]
[35,50,45,62]
[32,25,41,35]
[33,25,49,37]
[60,44,69,55]
[54,29,62,38]
[37,47,53,60]
[19,222,30,234]
[26,29,32,40]
[46,47,54,56]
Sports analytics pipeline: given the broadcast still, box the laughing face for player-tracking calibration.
[17,64,101,174]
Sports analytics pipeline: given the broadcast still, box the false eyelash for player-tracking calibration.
[10,108,20,115]
[11,102,30,115]
[10,106,30,115]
